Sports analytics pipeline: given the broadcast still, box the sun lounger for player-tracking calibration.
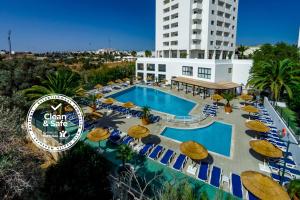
[271,173,291,184]
[247,191,259,200]
[172,154,187,171]
[210,166,222,188]
[231,173,243,198]
[160,149,175,165]
[197,162,209,182]
[122,136,134,145]
[148,145,164,160]
[139,144,153,156]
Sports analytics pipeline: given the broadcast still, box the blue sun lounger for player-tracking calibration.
[210,166,222,188]
[248,191,259,200]
[122,136,134,145]
[160,149,175,165]
[231,173,243,198]
[197,162,209,182]
[148,145,164,160]
[269,162,300,178]
[172,154,187,171]
[271,173,291,184]
[139,144,153,156]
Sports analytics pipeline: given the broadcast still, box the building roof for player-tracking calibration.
[172,77,241,90]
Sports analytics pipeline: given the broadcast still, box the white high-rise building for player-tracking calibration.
[156,0,238,60]
[136,0,252,88]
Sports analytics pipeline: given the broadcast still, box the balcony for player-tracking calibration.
[192,13,202,20]
[192,3,202,10]
[192,34,201,40]
[191,44,201,49]
[192,24,202,30]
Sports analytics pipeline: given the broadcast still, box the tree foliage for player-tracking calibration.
[42,142,112,200]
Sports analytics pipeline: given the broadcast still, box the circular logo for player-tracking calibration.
[26,94,84,152]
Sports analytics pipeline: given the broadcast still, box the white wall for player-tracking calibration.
[231,59,253,86]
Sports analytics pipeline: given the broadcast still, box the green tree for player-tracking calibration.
[42,142,112,199]
[145,50,152,58]
[23,69,81,99]
[236,45,249,59]
[247,59,300,101]
[116,145,134,167]
[288,179,300,199]
[131,51,137,57]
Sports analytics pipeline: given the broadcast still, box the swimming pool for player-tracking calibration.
[161,122,233,157]
[109,86,196,116]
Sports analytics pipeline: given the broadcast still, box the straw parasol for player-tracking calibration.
[96,93,104,99]
[103,98,115,105]
[115,79,123,83]
[123,77,130,82]
[128,125,150,140]
[211,94,223,103]
[87,128,110,147]
[64,105,74,112]
[180,141,208,160]
[245,120,270,133]
[242,105,259,119]
[107,81,115,85]
[76,87,86,97]
[240,94,253,105]
[250,140,283,158]
[241,171,290,200]
[122,102,135,108]
[94,84,103,89]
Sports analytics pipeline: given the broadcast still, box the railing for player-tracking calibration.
[164,114,206,124]
[273,104,300,136]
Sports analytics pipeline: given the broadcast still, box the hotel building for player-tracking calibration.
[136,0,253,91]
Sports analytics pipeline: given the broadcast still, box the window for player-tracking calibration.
[147,64,155,71]
[182,66,193,76]
[228,68,232,73]
[158,64,166,72]
[158,74,166,81]
[137,63,144,70]
[198,67,211,79]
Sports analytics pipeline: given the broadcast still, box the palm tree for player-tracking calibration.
[145,50,152,58]
[141,106,151,125]
[116,145,134,167]
[247,59,300,102]
[236,45,249,59]
[23,69,81,99]
[288,179,300,200]
[222,92,235,113]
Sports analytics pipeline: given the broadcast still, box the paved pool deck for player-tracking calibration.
[90,84,267,193]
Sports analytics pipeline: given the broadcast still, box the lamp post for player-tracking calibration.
[279,130,299,185]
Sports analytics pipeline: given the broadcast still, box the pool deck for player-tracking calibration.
[90,84,265,193]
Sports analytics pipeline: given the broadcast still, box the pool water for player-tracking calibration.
[109,86,196,116]
[161,122,233,157]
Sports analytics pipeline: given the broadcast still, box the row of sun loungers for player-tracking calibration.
[97,103,161,123]
[202,104,218,117]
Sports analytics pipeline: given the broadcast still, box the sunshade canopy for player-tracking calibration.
[128,125,150,139]
[245,120,270,133]
[103,98,115,104]
[211,94,224,101]
[241,171,290,200]
[122,102,135,108]
[242,105,259,113]
[87,128,110,142]
[94,84,103,89]
[240,94,253,101]
[180,141,208,160]
[250,140,283,158]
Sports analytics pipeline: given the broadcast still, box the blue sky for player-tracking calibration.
[0,0,299,52]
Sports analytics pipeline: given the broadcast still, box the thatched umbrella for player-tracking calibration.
[87,128,110,147]
[211,94,223,105]
[123,78,130,82]
[107,81,115,85]
[245,120,270,138]
[96,93,104,99]
[128,125,150,141]
[103,98,115,105]
[241,171,290,200]
[180,141,208,161]
[122,102,135,109]
[240,94,253,105]
[94,84,103,89]
[115,79,123,84]
[242,105,259,119]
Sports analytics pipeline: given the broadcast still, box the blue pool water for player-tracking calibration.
[109,86,196,116]
[161,122,232,157]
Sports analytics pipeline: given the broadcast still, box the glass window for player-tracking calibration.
[182,66,193,76]
[137,63,144,70]
[198,67,211,79]
[228,68,232,73]
[147,64,155,71]
[158,74,166,81]
[158,64,166,72]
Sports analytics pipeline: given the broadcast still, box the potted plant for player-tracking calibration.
[222,92,235,113]
[141,106,151,125]
[288,179,300,200]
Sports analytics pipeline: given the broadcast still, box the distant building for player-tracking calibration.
[243,46,260,57]
[136,51,155,57]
